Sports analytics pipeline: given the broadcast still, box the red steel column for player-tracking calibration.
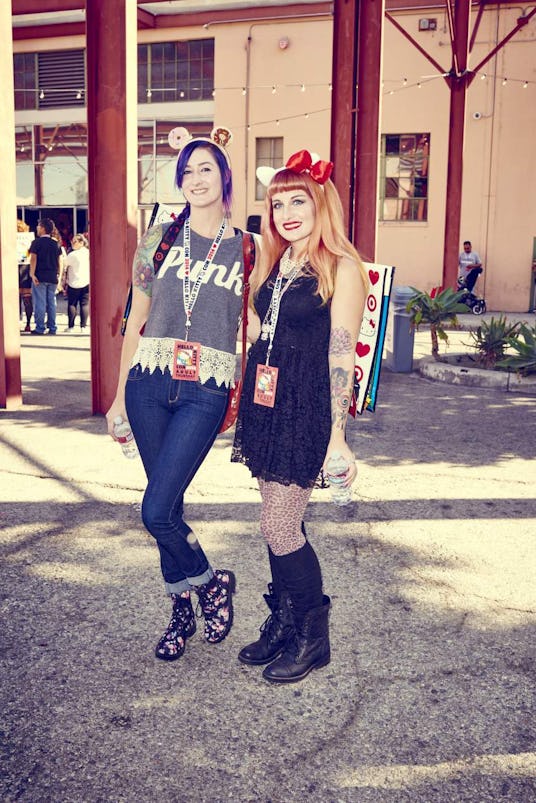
[443,0,471,290]
[0,1,22,409]
[86,0,138,414]
[330,0,359,235]
[353,0,384,262]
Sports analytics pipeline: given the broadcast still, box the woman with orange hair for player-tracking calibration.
[231,150,368,683]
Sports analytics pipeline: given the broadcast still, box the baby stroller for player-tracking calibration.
[457,274,487,315]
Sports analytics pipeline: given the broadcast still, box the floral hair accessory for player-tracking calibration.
[285,149,333,184]
[256,149,333,187]
[168,125,233,165]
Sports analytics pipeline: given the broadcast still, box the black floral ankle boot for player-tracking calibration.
[155,590,196,661]
[195,569,236,644]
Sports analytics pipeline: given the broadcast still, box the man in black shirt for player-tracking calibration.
[29,218,62,335]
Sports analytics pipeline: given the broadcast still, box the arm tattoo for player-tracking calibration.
[329,326,353,356]
[132,226,162,296]
[330,366,351,430]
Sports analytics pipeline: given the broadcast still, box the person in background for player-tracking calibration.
[62,234,90,333]
[458,240,483,293]
[17,219,33,332]
[29,218,62,335]
[231,150,368,684]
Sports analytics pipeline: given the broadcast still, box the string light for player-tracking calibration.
[502,78,507,85]
[76,90,82,99]
[523,81,528,89]
[300,83,305,92]
[146,89,152,98]
[481,73,487,80]
[39,90,45,99]
[272,85,277,94]
[242,87,246,95]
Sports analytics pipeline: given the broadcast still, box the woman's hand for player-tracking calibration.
[105,398,127,440]
[323,438,357,489]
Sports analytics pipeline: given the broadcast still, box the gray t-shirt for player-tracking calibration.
[132,223,245,386]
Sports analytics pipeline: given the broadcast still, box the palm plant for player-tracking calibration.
[405,286,469,360]
[467,315,521,369]
[496,323,536,375]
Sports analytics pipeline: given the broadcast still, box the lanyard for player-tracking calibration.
[182,216,227,340]
[260,265,301,366]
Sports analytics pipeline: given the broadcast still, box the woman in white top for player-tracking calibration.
[62,234,90,332]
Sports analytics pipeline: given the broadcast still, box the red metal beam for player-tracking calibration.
[12,0,82,12]
[470,7,536,80]
[385,12,447,76]
[13,22,84,39]
[442,0,471,291]
[86,0,138,415]
[354,0,384,262]
[330,0,359,235]
[0,2,22,408]
[137,7,155,29]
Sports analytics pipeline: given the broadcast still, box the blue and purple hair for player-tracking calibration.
[175,140,233,216]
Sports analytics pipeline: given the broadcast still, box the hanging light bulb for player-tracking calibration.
[523,81,528,89]
[242,87,246,95]
[39,89,45,99]
[272,85,277,94]
[403,78,408,86]
[76,90,82,100]
[328,83,332,92]
[146,88,152,98]
[502,78,507,86]
[480,73,487,80]
[300,83,305,92]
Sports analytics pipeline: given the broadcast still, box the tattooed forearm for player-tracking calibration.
[330,366,351,430]
[329,327,354,356]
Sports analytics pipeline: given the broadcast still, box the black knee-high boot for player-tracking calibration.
[262,542,329,683]
[271,541,323,628]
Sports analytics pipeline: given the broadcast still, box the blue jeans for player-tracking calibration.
[32,282,57,333]
[125,365,229,594]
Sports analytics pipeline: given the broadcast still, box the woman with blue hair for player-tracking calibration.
[106,127,251,662]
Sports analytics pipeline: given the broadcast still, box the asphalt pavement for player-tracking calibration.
[1,303,535,803]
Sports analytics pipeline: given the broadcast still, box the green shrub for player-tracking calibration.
[406,286,468,360]
[497,323,536,375]
[467,315,521,370]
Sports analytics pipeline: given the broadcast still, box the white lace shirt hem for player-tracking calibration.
[131,336,236,388]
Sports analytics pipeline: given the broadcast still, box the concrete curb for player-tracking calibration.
[418,354,536,394]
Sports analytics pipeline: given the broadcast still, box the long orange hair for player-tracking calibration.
[251,168,368,303]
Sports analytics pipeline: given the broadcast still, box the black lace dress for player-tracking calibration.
[231,266,331,488]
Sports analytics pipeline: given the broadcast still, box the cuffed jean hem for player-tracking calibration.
[165,578,194,595]
[165,567,214,595]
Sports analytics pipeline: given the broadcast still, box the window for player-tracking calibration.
[380,133,429,221]
[255,137,283,201]
[15,124,88,205]
[14,50,85,111]
[138,39,214,104]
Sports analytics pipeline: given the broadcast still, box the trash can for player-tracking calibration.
[385,286,415,372]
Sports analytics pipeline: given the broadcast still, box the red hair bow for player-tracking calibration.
[285,149,333,185]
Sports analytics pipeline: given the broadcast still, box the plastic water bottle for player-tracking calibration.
[326,451,352,506]
[113,415,138,459]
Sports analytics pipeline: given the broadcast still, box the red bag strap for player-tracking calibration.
[239,232,255,380]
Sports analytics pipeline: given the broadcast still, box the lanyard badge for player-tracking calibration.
[254,264,300,407]
[173,216,226,381]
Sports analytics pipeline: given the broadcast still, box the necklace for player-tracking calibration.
[278,245,308,276]
[259,253,303,343]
